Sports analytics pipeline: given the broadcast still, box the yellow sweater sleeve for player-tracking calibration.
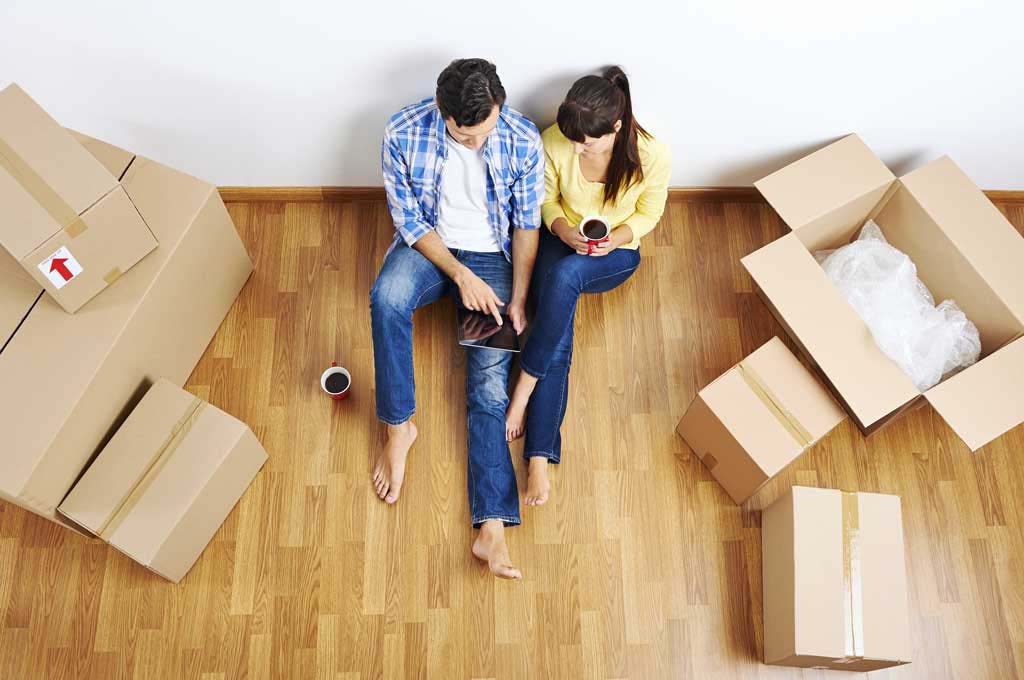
[540,140,568,230]
[622,142,671,247]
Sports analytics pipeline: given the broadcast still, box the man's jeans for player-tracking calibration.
[370,241,520,528]
[519,227,641,463]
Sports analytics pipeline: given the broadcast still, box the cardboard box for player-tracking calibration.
[0,133,253,529]
[0,83,158,313]
[742,134,1024,451]
[762,486,911,672]
[59,380,268,582]
[676,337,846,508]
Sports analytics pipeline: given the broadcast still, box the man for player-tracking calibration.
[370,59,544,579]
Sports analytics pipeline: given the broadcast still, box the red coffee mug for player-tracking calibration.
[321,362,352,401]
[579,215,610,255]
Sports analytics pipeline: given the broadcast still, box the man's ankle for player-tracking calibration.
[479,519,504,540]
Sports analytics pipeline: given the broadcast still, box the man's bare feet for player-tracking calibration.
[505,372,538,441]
[372,421,417,504]
[524,456,551,506]
[471,520,522,580]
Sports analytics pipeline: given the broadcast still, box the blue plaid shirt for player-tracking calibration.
[381,98,544,261]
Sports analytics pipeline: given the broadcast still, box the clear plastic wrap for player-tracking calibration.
[815,221,981,391]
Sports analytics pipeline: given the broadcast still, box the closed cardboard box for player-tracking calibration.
[0,133,253,528]
[676,337,845,508]
[0,83,157,312]
[762,486,911,672]
[743,134,1024,451]
[59,380,268,583]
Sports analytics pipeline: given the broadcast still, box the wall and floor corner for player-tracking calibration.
[2,0,1024,190]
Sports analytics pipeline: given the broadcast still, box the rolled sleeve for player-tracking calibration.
[509,134,545,231]
[382,129,433,246]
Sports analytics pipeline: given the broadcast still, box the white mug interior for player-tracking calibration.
[320,366,352,394]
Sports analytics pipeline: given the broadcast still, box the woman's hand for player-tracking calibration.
[552,218,591,256]
[587,225,633,257]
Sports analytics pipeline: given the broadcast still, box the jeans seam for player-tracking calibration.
[581,263,641,289]
[412,278,447,309]
[377,410,414,426]
[473,514,521,526]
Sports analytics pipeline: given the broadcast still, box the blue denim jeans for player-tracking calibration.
[370,241,520,527]
[519,228,641,463]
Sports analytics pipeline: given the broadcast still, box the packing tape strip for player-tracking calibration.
[702,452,719,471]
[64,218,88,239]
[97,397,207,540]
[0,137,81,232]
[103,268,123,285]
[737,362,814,448]
[840,491,865,661]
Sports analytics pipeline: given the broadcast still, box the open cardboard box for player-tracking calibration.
[742,135,1024,451]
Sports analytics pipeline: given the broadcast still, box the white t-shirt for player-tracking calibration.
[435,135,502,253]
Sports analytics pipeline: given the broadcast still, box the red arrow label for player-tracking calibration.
[49,257,73,282]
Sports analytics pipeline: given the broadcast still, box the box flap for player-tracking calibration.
[754,135,895,233]
[739,337,846,444]
[0,247,42,350]
[148,429,267,582]
[899,156,1024,323]
[790,487,846,660]
[925,338,1024,451]
[58,379,198,533]
[691,372,803,504]
[742,234,920,429]
[22,186,158,314]
[67,129,136,180]
[0,84,117,257]
[858,492,912,663]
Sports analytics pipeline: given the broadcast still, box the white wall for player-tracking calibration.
[3,1,1023,188]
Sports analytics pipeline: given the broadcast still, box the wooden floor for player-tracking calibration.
[2,195,1023,680]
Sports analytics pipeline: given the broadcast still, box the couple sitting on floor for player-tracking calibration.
[369,58,671,579]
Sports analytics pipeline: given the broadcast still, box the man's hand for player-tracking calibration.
[507,297,527,335]
[552,219,591,256]
[455,268,504,326]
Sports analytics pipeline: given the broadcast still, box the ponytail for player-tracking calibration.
[557,65,649,205]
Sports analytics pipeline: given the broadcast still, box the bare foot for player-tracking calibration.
[524,456,551,506]
[505,372,538,441]
[372,421,417,504]
[471,520,522,580]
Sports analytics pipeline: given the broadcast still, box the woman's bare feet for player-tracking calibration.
[505,372,539,441]
[372,421,417,504]
[471,520,522,580]
[524,456,551,506]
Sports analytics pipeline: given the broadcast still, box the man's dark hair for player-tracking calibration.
[436,58,506,127]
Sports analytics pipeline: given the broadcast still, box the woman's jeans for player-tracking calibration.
[370,241,520,528]
[519,228,641,463]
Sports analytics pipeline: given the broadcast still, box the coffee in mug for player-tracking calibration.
[578,215,611,254]
[320,362,352,401]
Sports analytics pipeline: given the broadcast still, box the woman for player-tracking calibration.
[505,66,671,505]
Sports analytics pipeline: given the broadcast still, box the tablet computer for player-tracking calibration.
[457,308,521,353]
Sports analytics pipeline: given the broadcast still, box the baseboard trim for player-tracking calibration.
[217,185,1024,204]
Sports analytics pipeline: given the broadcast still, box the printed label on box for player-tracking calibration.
[37,246,83,290]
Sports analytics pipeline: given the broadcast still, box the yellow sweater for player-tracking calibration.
[540,124,671,250]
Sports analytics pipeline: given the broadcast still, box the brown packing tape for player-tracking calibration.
[838,491,865,663]
[97,398,207,540]
[702,452,719,471]
[103,268,123,285]
[64,217,88,238]
[737,362,814,448]
[0,136,80,233]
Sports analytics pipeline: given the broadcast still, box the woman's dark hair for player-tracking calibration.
[557,66,650,205]
[436,58,506,128]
